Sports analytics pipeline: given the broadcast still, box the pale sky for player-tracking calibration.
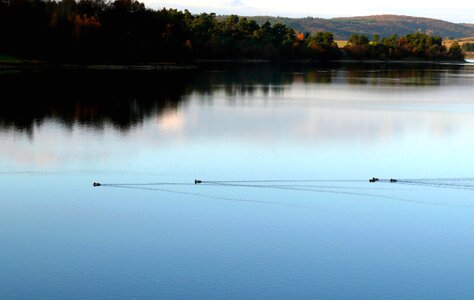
[148,0,473,23]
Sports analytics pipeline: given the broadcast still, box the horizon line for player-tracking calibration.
[145,3,473,24]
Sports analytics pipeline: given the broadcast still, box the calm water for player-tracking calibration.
[1,63,474,299]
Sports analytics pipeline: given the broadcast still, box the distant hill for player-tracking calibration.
[248,15,474,40]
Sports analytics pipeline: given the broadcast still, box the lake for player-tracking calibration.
[1,62,474,299]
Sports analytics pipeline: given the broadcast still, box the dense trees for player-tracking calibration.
[306,32,341,59]
[462,43,474,52]
[343,32,464,60]
[0,0,466,63]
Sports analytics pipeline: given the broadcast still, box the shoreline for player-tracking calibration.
[63,64,197,71]
[0,58,470,72]
[0,61,198,71]
[196,59,470,65]
[330,59,469,64]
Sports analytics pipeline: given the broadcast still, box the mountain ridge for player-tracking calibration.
[244,14,474,39]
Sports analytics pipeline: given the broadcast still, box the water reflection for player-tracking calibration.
[3,64,474,300]
[0,63,472,135]
[0,70,193,134]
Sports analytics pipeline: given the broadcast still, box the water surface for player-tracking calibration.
[1,63,474,299]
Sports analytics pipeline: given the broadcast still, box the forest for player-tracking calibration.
[0,0,465,63]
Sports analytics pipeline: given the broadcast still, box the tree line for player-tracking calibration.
[462,43,474,52]
[0,0,465,63]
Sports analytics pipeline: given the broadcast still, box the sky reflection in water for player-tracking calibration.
[1,63,474,299]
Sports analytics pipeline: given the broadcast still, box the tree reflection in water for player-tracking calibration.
[0,63,466,135]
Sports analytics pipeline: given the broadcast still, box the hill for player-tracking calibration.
[248,15,474,40]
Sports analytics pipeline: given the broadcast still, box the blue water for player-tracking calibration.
[1,63,474,298]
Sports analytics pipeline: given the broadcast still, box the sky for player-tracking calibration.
[148,0,473,23]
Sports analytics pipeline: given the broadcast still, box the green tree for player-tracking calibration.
[306,32,340,59]
[348,33,369,46]
[448,42,464,60]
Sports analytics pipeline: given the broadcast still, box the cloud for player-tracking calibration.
[228,0,243,6]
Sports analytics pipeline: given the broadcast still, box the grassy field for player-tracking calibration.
[443,37,474,47]
[442,37,474,59]
[335,40,348,47]
[336,38,474,48]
